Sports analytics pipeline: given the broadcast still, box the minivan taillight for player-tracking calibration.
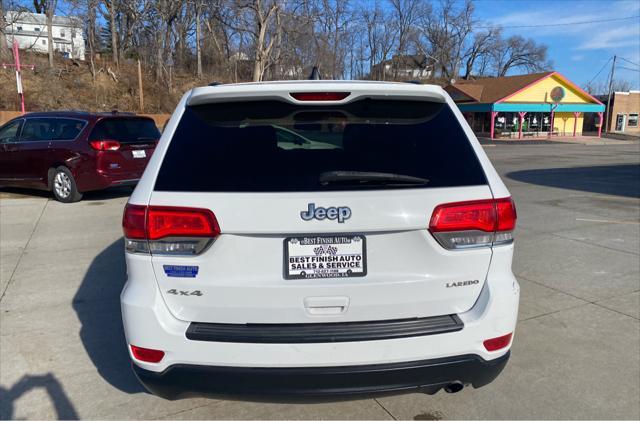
[123,204,220,255]
[429,197,516,250]
[90,139,121,150]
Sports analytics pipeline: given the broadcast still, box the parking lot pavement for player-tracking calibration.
[1,143,639,420]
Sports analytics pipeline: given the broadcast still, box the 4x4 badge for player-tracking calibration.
[300,203,351,223]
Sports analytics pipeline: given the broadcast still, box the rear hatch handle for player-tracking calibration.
[304,296,349,316]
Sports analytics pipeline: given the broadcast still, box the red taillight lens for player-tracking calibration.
[123,204,147,239]
[429,200,497,233]
[123,205,220,255]
[429,198,517,233]
[130,345,165,363]
[147,206,220,240]
[483,333,513,351]
[495,197,517,231]
[90,139,121,150]
[290,92,350,101]
[123,205,220,240]
[429,197,517,249]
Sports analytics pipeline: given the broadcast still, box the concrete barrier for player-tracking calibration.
[0,111,171,130]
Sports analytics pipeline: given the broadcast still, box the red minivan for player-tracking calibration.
[0,112,160,202]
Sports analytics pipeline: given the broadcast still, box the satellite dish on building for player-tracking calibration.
[450,78,456,84]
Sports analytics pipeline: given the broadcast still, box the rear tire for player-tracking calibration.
[51,167,83,203]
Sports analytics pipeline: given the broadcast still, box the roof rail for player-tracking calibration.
[208,81,223,86]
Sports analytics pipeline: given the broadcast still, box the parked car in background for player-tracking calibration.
[0,112,160,202]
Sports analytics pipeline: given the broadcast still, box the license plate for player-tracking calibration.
[132,150,146,159]
[284,235,367,279]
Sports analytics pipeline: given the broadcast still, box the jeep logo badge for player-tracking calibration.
[300,203,351,223]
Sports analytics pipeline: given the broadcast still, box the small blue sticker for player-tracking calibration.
[163,265,199,278]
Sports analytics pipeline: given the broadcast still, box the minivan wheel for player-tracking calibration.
[52,167,83,203]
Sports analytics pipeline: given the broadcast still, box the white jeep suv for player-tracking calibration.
[121,81,519,400]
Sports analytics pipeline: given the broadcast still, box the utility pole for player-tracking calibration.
[605,55,617,134]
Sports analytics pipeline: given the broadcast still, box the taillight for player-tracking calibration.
[90,139,121,150]
[122,204,220,255]
[122,204,146,239]
[429,197,516,249]
[483,333,513,351]
[290,92,350,101]
[130,345,165,363]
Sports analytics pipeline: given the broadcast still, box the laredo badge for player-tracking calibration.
[446,279,480,288]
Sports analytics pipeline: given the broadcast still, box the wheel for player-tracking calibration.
[51,167,83,203]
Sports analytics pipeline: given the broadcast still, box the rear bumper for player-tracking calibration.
[79,173,140,191]
[133,352,510,400]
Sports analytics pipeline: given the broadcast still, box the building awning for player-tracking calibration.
[457,103,605,113]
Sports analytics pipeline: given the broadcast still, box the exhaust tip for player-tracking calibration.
[444,381,464,393]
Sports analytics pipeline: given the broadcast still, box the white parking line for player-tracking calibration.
[576,218,640,225]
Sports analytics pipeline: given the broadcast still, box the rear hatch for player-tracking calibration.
[90,117,160,176]
[147,92,495,324]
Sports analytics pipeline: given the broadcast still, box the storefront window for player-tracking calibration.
[494,112,551,135]
[628,114,638,128]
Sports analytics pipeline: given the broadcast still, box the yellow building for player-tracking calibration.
[445,72,605,139]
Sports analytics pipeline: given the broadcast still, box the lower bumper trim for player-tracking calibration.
[132,351,510,401]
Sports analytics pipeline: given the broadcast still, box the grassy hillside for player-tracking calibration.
[0,51,209,113]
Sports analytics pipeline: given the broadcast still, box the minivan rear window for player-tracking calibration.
[90,118,160,144]
[155,99,487,192]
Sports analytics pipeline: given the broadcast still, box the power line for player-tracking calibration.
[586,56,613,86]
[618,57,640,68]
[617,65,640,72]
[478,15,640,29]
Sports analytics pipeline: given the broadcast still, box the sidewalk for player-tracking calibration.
[479,135,638,146]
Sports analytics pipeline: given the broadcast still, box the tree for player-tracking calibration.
[362,2,396,80]
[584,78,633,96]
[389,0,424,78]
[242,0,280,82]
[0,0,8,62]
[194,0,203,78]
[492,35,551,77]
[45,0,56,68]
[100,0,118,66]
[460,27,500,79]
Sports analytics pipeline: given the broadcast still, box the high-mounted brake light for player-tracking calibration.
[130,345,165,363]
[429,197,516,249]
[123,204,220,255]
[90,139,121,151]
[483,333,513,351]
[290,92,350,101]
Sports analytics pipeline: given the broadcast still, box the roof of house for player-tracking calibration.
[446,72,554,103]
[375,54,430,70]
[4,10,82,28]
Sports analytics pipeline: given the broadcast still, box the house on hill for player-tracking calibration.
[3,10,85,60]
[371,55,432,81]
[445,72,605,139]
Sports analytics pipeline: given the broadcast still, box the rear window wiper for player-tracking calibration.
[319,171,429,186]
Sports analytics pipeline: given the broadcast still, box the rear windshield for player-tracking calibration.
[89,118,160,143]
[155,99,487,192]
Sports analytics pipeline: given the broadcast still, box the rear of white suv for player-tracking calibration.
[120,81,519,400]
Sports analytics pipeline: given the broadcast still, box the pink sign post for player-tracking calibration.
[1,40,35,114]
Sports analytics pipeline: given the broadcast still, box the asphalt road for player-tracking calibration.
[1,142,639,419]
